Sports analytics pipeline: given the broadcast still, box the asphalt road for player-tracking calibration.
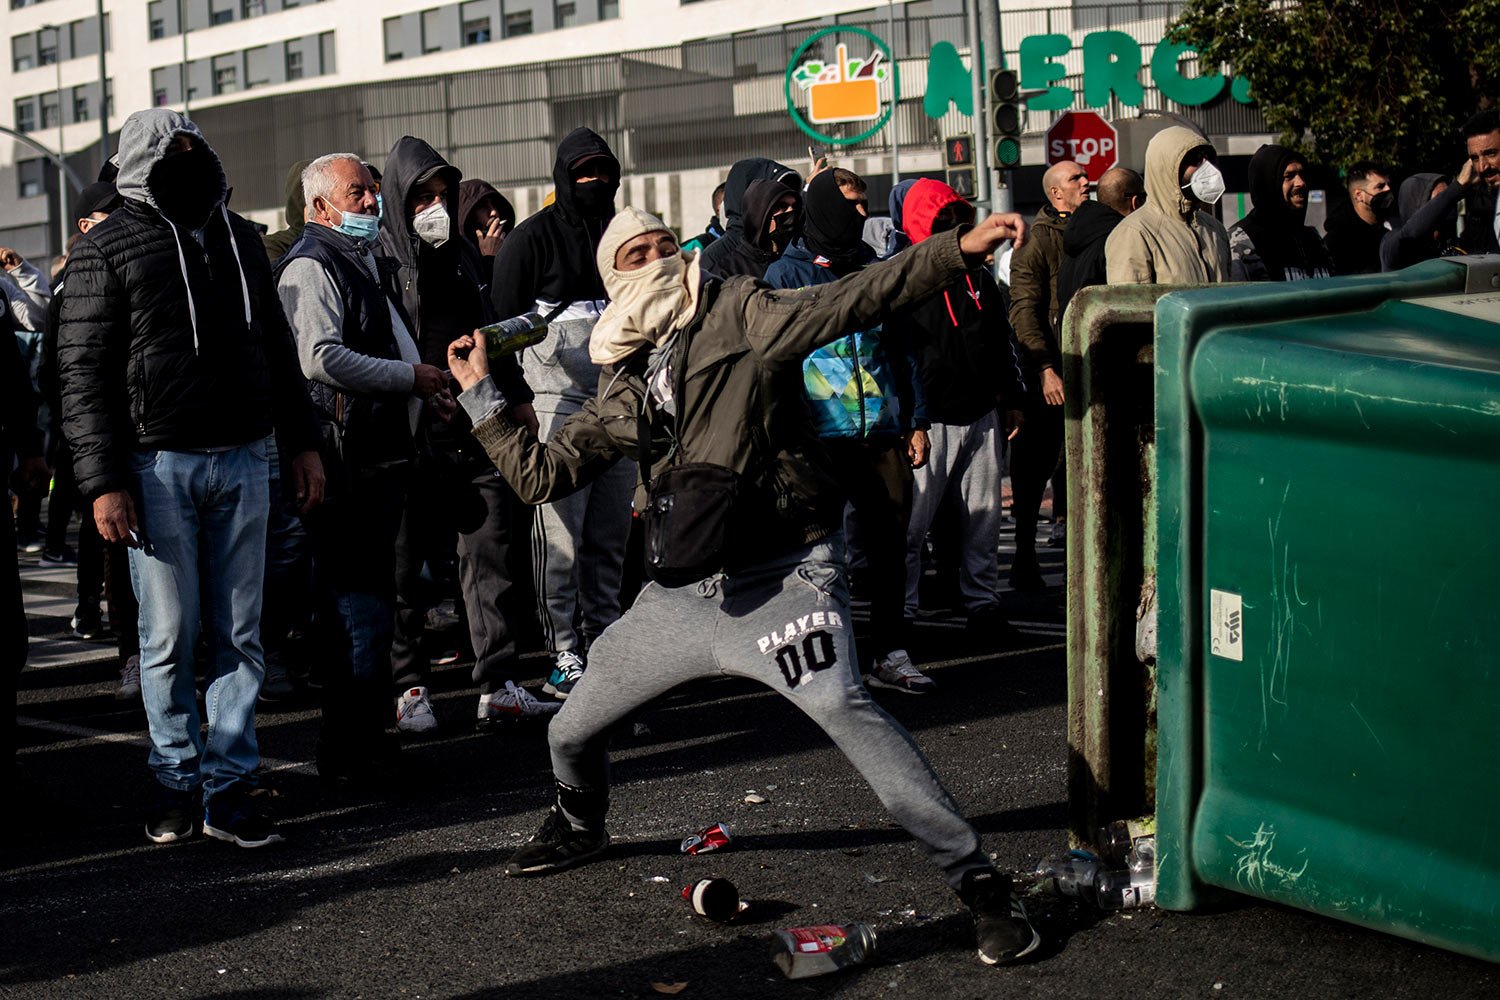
[6,538,1496,1000]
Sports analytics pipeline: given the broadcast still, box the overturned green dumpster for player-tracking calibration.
[1068,256,1500,963]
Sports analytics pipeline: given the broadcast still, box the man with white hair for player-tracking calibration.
[446,206,1043,968]
[276,153,448,782]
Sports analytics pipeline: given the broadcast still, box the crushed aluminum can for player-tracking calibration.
[680,821,733,855]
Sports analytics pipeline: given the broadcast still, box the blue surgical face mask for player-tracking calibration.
[333,204,381,244]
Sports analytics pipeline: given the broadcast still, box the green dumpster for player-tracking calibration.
[1154,256,1500,962]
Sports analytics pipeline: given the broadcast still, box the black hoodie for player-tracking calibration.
[700,178,802,280]
[698,156,800,279]
[1056,198,1125,331]
[457,178,515,276]
[1380,173,1461,271]
[1227,145,1333,281]
[376,135,530,403]
[491,127,619,320]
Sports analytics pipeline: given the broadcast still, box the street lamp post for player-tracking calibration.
[43,23,69,258]
[97,0,109,170]
[179,0,191,116]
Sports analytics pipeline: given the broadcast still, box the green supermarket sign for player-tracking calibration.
[785,27,1252,138]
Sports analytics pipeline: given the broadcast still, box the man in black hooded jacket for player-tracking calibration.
[376,135,547,734]
[490,127,635,701]
[58,109,323,848]
[699,157,802,279]
[1228,145,1333,281]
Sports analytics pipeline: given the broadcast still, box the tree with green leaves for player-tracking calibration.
[1169,0,1499,172]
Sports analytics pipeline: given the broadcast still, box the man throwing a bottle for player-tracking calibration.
[446,205,1043,968]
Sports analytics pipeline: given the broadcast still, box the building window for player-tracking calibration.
[555,2,577,28]
[318,31,336,74]
[243,0,267,15]
[39,92,60,129]
[384,18,405,61]
[18,159,46,199]
[421,9,445,54]
[73,88,90,122]
[463,18,491,45]
[285,46,304,81]
[210,0,236,25]
[12,35,36,71]
[15,99,36,133]
[504,10,533,37]
[38,32,58,66]
[213,54,238,94]
[599,0,617,19]
[245,44,270,88]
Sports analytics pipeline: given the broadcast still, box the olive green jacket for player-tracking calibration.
[464,229,973,565]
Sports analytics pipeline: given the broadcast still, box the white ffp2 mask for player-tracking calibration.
[413,201,450,247]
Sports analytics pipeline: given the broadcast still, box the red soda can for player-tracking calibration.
[680,821,733,855]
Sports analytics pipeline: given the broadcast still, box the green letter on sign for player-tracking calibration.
[1150,39,1227,106]
[1082,31,1143,108]
[1020,34,1073,111]
[925,41,973,118]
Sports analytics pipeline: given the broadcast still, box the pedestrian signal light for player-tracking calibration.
[945,134,975,167]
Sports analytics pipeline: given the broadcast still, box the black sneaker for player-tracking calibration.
[504,804,609,877]
[960,868,1041,966]
[1008,557,1047,593]
[203,788,283,848]
[39,546,77,566]
[145,783,198,844]
[70,609,107,641]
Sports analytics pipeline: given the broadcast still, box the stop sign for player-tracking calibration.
[1045,111,1119,183]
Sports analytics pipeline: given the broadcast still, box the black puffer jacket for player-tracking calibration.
[57,109,317,500]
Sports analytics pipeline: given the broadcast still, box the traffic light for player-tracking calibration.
[944,134,974,168]
[988,68,1023,168]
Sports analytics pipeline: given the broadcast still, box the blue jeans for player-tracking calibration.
[129,439,271,802]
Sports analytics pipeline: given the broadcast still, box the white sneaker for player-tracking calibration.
[116,655,142,701]
[396,686,439,733]
[867,650,937,694]
[478,680,563,723]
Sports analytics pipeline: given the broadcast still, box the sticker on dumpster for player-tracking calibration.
[1210,589,1243,661]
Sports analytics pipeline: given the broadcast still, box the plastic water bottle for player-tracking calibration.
[769,923,877,979]
[1037,846,1156,911]
[477,312,548,360]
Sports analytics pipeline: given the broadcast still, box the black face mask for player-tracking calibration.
[149,145,222,229]
[571,179,616,218]
[1369,190,1397,220]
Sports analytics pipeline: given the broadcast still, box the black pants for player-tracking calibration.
[3,498,25,780]
[391,460,527,695]
[309,463,407,752]
[1009,388,1065,564]
[826,437,913,662]
[455,469,529,695]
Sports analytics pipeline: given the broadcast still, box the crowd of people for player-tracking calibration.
[5,103,1499,969]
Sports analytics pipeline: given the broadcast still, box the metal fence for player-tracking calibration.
[58,2,1264,214]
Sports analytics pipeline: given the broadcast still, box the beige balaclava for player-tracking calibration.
[589,207,703,365]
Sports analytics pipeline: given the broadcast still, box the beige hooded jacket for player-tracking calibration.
[1105,126,1231,284]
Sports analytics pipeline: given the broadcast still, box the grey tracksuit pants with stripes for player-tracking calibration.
[547,534,991,888]
[531,406,635,655]
[904,411,1005,617]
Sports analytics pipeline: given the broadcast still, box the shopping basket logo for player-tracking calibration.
[785,26,900,146]
[793,43,889,124]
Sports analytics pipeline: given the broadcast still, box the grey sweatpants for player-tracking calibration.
[547,535,990,888]
[904,411,1004,617]
[531,406,635,655]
